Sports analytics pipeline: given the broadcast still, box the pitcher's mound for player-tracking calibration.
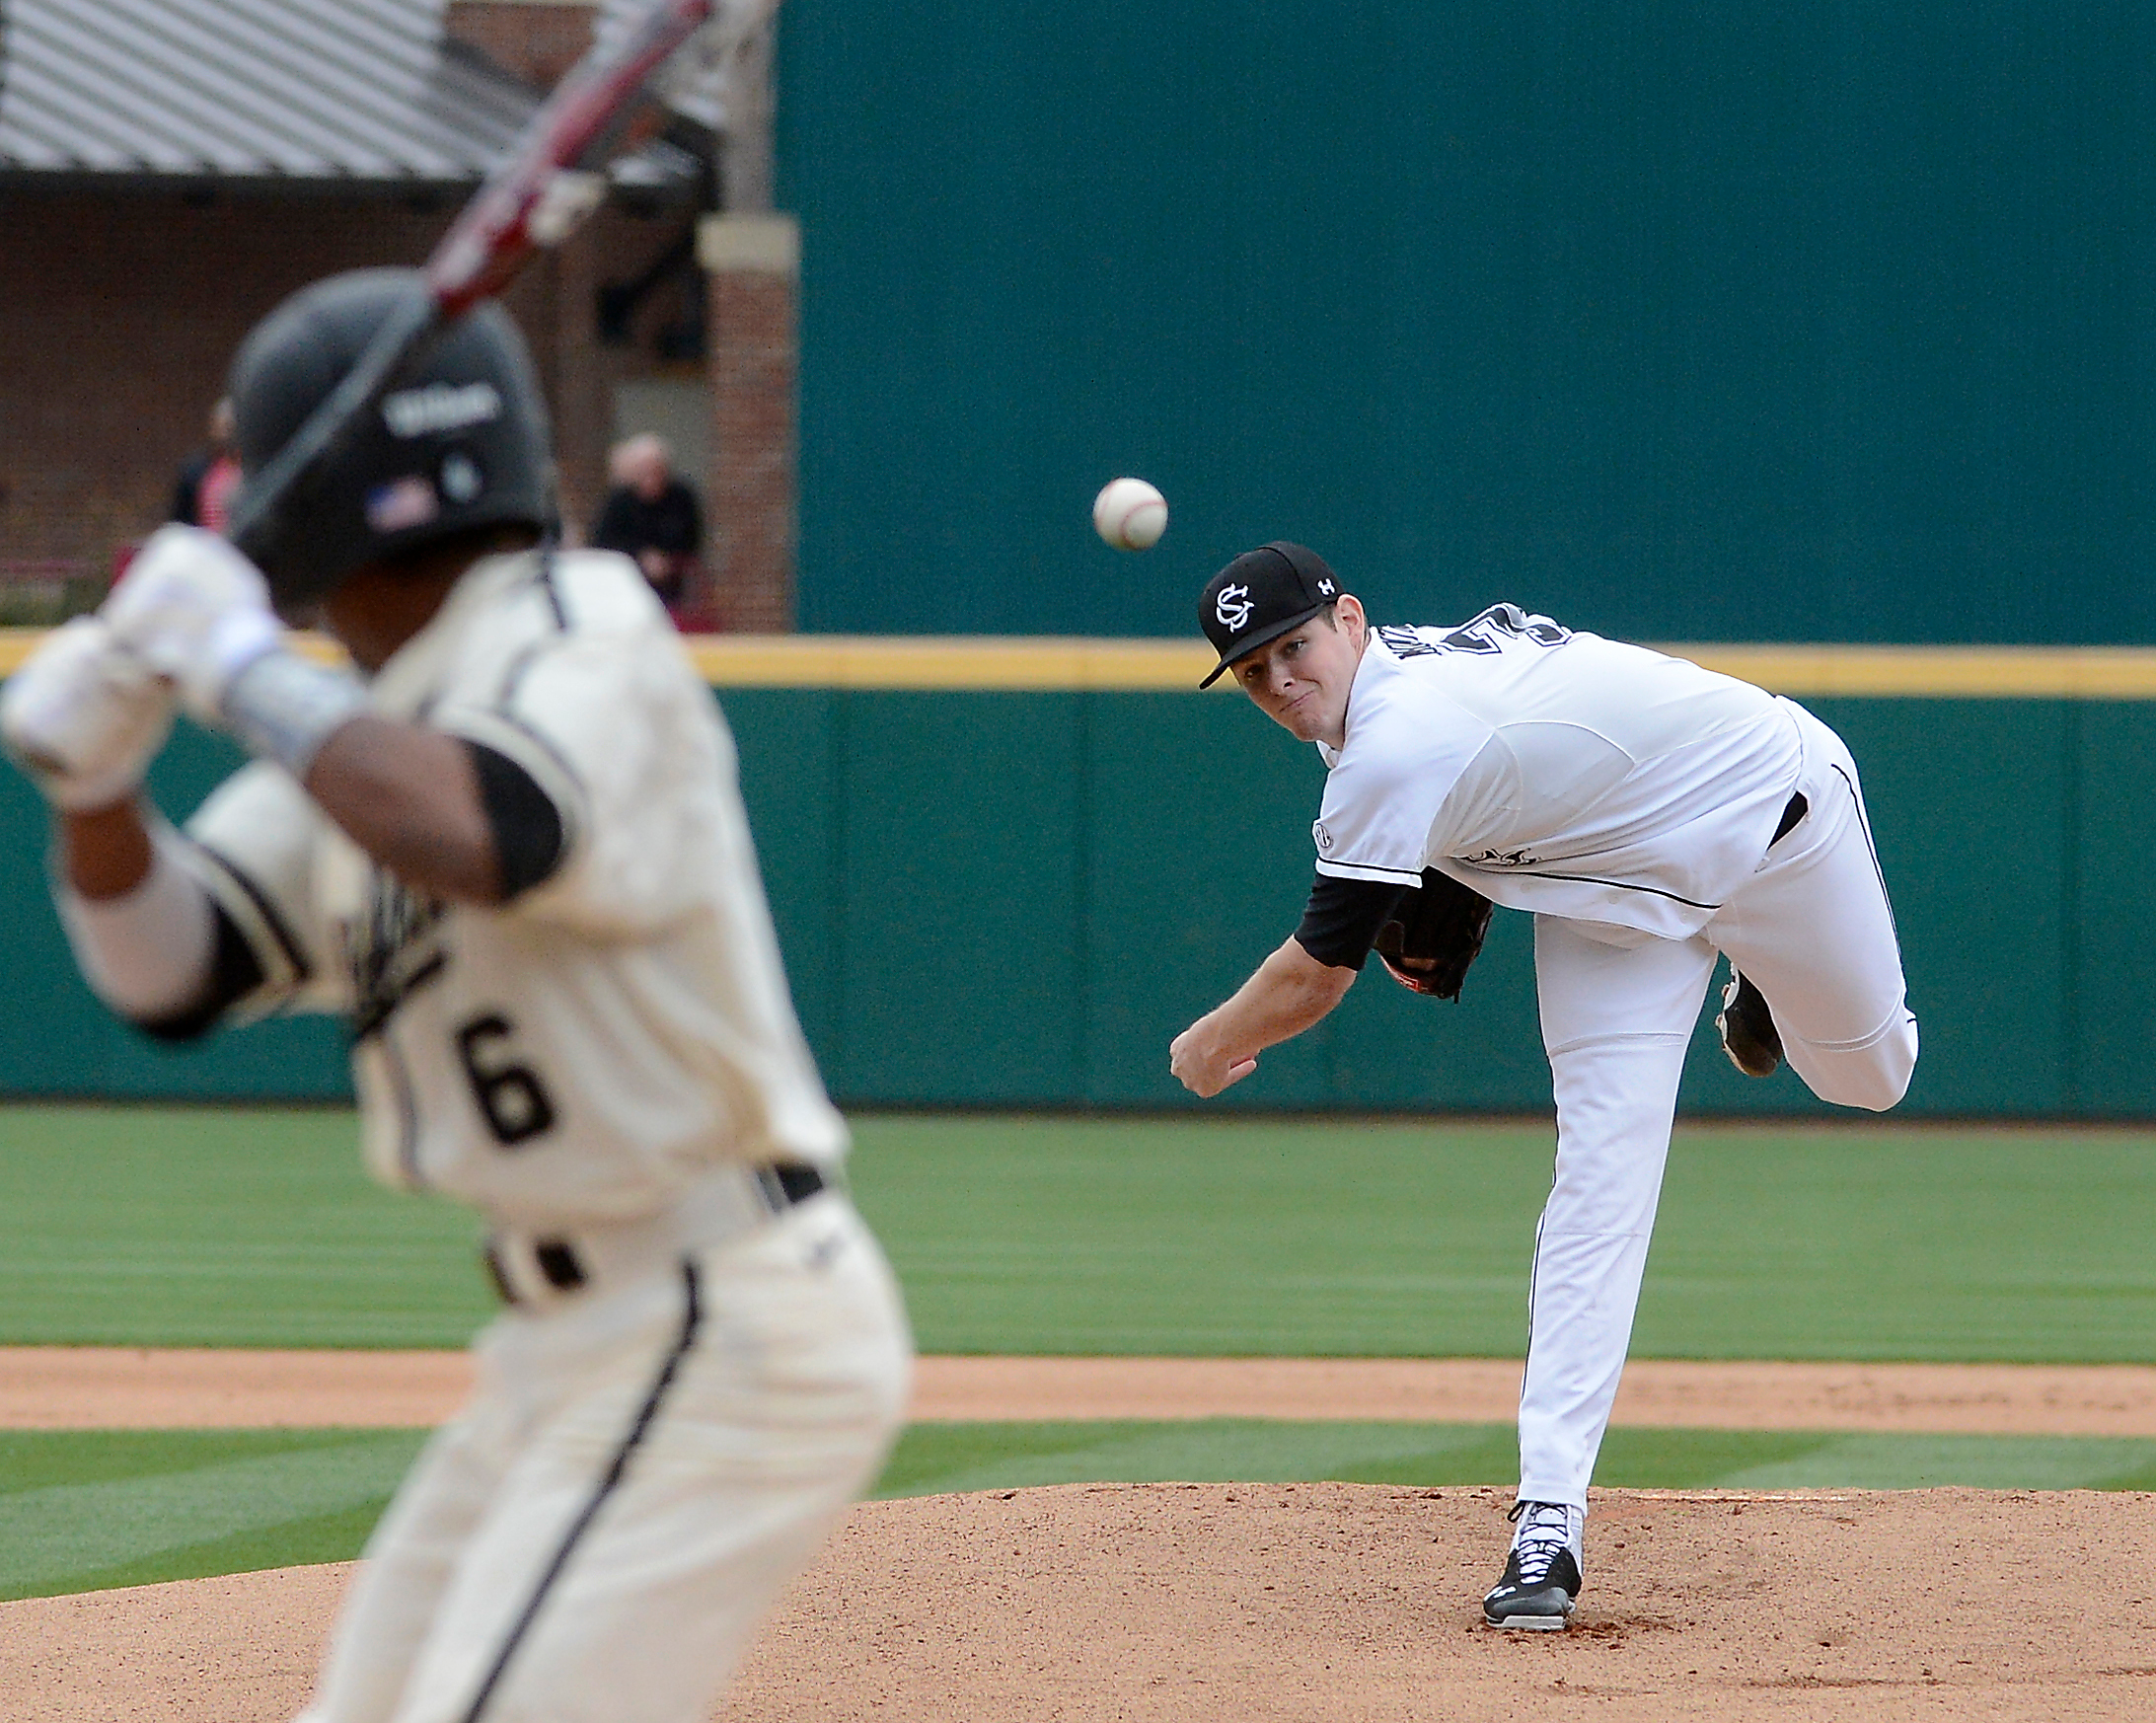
[7,1483,2156,1722]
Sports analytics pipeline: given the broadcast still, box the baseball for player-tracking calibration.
[1092,477,1168,551]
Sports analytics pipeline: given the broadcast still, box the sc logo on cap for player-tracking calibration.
[1215,583,1254,632]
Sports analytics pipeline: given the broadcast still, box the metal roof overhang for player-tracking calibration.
[0,0,704,197]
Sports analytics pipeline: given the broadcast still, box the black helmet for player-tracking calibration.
[227,268,556,609]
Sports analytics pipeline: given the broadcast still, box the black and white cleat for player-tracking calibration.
[1483,1501,1583,1629]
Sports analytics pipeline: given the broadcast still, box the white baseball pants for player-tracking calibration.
[1517,701,1917,1511]
[294,1193,912,1723]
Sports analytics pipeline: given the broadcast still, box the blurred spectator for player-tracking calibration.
[171,399,244,534]
[592,432,704,613]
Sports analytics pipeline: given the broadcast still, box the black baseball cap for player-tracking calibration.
[1197,542,1344,687]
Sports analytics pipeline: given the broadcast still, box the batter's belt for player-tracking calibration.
[483,1161,828,1309]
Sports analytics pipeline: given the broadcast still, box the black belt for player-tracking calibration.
[755,1161,828,1209]
[483,1162,827,1304]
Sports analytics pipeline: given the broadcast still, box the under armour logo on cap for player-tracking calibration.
[1196,542,1347,687]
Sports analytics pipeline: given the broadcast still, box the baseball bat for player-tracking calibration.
[228,0,719,567]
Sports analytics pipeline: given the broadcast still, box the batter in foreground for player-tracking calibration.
[1170,543,1916,1630]
[1,270,912,1720]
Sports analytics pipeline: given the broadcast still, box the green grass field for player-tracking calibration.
[8,1419,2156,1602]
[1,1104,2153,1599]
[5,1107,2153,1359]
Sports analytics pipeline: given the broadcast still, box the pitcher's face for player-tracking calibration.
[1232,597,1367,748]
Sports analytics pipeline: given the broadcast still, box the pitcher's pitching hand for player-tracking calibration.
[1169,1025,1257,1097]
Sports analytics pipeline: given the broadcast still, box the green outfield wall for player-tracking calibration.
[0,640,2149,1118]
[778,0,2156,645]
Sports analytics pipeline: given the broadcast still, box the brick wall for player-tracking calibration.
[0,187,697,591]
[701,215,798,633]
[0,189,455,579]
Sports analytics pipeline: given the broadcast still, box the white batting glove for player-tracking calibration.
[0,616,177,811]
[102,524,282,723]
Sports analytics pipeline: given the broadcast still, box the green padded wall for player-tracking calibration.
[835,692,1086,1101]
[0,723,347,1100]
[2073,705,2156,1114]
[0,690,2141,1117]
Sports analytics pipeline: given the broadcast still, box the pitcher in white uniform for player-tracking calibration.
[1170,543,1915,1629]
[1,269,912,1720]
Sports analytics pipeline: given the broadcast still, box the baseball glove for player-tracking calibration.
[1371,869,1494,1001]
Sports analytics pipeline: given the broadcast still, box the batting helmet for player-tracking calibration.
[227,268,556,611]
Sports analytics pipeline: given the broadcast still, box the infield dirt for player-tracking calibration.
[9,1347,2156,1434]
[4,1482,2151,1721]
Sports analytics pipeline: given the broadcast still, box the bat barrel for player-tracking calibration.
[426,0,715,312]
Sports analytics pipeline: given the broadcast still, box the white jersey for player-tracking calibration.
[179,548,847,1232]
[1311,606,1802,942]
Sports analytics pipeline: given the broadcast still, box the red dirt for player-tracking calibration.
[5,1484,2152,1722]
[7,1347,2156,1436]
[11,1351,2155,1718]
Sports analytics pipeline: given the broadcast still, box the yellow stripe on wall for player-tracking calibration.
[683,635,1220,689]
[683,636,2156,697]
[5,628,2156,698]
[1664,643,2156,700]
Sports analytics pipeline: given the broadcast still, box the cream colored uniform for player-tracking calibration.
[182,549,912,1723]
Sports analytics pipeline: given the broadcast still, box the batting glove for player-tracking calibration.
[0,616,177,810]
[101,524,283,723]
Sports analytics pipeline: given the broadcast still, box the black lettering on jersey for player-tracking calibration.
[1383,606,1573,659]
[348,878,450,1042]
[455,1012,558,1147]
[1376,625,1443,658]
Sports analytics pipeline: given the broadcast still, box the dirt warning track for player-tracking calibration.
[6,1347,2156,1436]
